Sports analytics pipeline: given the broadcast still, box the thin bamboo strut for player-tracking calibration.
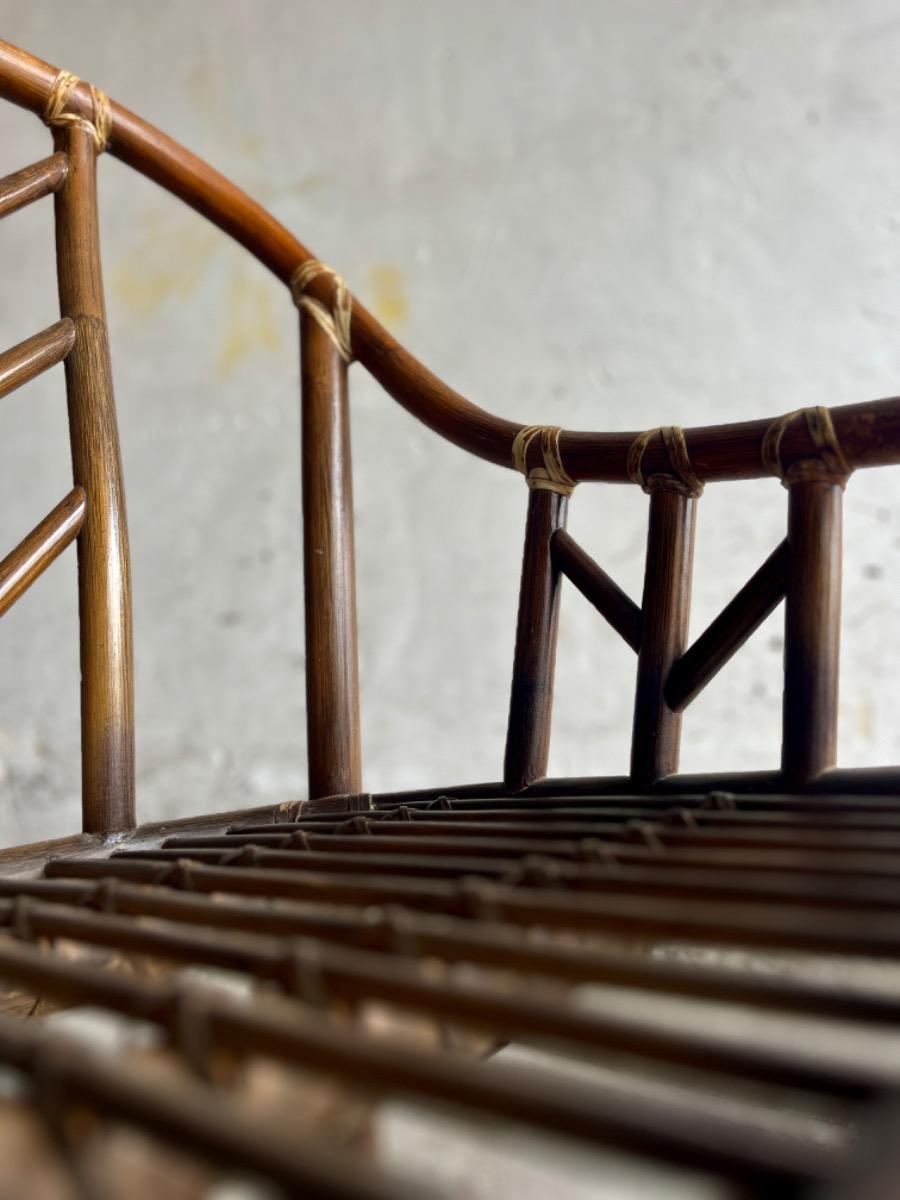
[550,529,642,651]
[0,152,67,218]
[666,539,789,711]
[0,487,85,617]
[0,936,844,1194]
[0,318,75,399]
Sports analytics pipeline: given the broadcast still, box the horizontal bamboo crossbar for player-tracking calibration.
[0,486,85,617]
[0,318,75,400]
[0,151,67,219]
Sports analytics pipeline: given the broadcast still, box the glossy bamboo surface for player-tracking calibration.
[54,125,134,833]
[0,151,67,218]
[301,314,362,799]
[0,486,85,616]
[0,318,74,399]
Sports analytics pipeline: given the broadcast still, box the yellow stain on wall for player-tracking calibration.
[112,213,218,317]
[239,134,264,161]
[189,62,216,110]
[856,699,874,742]
[217,270,282,375]
[367,263,408,330]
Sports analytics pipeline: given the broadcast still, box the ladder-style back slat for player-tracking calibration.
[0,317,74,398]
[0,151,67,219]
[0,486,85,616]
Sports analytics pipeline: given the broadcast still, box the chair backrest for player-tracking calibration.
[3,39,900,836]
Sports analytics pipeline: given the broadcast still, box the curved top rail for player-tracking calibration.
[3,38,900,485]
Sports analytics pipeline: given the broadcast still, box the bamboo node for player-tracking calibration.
[627,819,664,850]
[10,896,35,942]
[704,790,736,810]
[762,406,851,487]
[88,878,120,913]
[288,938,329,1007]
[220,845,259,868]
[43,70,111,153]
[379,904,420,958]
[512,425,576,495]
[337,815,371,835]
[626,426,704,496]
[458,877,501,921]
[174,989,212,1079]
[290,260,353,363]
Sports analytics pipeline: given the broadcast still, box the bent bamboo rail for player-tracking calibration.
[3,39,900,483]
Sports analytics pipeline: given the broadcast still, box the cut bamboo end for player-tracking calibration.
[0,151,67,219]
[0,317,75,399]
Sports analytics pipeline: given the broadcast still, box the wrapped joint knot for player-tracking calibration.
[43,70,111,152]
[627,426,704,496]
[290,260,353,363]
[512,425,576,495]
[762,405,851,487]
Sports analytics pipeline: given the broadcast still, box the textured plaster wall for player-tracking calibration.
[1,1,900,845]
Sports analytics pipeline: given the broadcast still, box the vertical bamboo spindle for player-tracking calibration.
[54,126,134,833]
[300,313,362,800]
[504,489,568,793]
[782,478,843,784]
[631,482,697,785]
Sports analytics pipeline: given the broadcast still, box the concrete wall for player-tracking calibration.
[1,1,900,844]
